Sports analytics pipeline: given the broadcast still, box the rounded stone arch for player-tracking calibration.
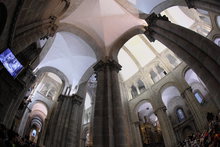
[28,100,50,116]
[145,60,168,73]
[81,126,90,147]
[82,126,89,137]
[58,23,104,60]
[150,0,187,14]
[182,66,191,80]
[0,2,7,35]
[159,82,182,108]
[24,101,49,137]
[159,81,181,95]
[35,66,69,93]
[109,25,145,60]
[132,99,152,121]
[212,34,220,46]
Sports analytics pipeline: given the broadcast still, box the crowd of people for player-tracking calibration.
[0,124,38,147]
[179,113,220,147]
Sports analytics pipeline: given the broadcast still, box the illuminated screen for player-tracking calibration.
[0,48,23,78]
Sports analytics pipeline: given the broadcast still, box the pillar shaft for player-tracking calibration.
[45,95,83,147]
[144,13,220,108]
[154,106,177,147]
[181,86,206,131]
[93,60,131,147]
[185,0,220,14]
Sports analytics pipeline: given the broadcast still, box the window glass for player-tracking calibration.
[131,85,138,98]
[177,108,185,122]
[194,92,203,103]
[217,16,220,28]
[150,70,158,83]
[137,80,146,93]
[214,38,220,46]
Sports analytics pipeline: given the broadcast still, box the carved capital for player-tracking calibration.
[107,59,122,72]
[48,24,58,37]
[72,94,83,105]
[63,0,70,7]
[58,95,65,102]
[185,0,195,9]
[154,105,167,114]
[145,13,169,27]
[144,26,155,42]
[49,16,57,24]
[93,59,122,73]
[181,86,192,98]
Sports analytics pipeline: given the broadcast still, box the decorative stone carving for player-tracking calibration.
[144,13,169,42]
[185,0,195,9]
[93,59,122,73]
[145,13,169,27]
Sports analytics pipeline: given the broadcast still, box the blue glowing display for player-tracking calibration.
[0,48,23,78]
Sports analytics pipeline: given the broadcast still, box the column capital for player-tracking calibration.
[93,59,122,73]
[185,0,196,9]
[72,94,83,105]
[180,86,192,98]
[145,13,169,27]
[144,26,155,42]
[154,105,167,115]
[144,13,169,42]
[58,94,83,105]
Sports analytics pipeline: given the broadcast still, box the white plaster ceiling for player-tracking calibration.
[36,32,97,88]
[61,0,146,53]
[161,86,180,107]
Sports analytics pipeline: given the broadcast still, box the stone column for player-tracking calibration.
[93,59,131,147]
[154,106,177,147]
[2,67,36,128]
[185,0,220,14]
[44,94,83,147]
[180,86,207,131]
[144,13,220,109]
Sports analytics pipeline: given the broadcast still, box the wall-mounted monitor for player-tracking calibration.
[0,48,23,78]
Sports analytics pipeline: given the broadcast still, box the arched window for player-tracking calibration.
[137,79,145,93]
[214,38,220,46]
[194,91,204,104]
[131,85,138,98]
[166,54,179,67]
[150,70,158,83]
[156,65,167,78]
[176,108,186,122]
[31,129,37,137]
[0,3,7,35]
[217,16,220,28]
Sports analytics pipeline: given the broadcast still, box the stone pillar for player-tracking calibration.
[180,86,207,131]
[44,94,83,147]
[185,0,220,14]
[144,13,220,109]
[93,59,131,147]
[154,106,177,147]
[1,67,35,128]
